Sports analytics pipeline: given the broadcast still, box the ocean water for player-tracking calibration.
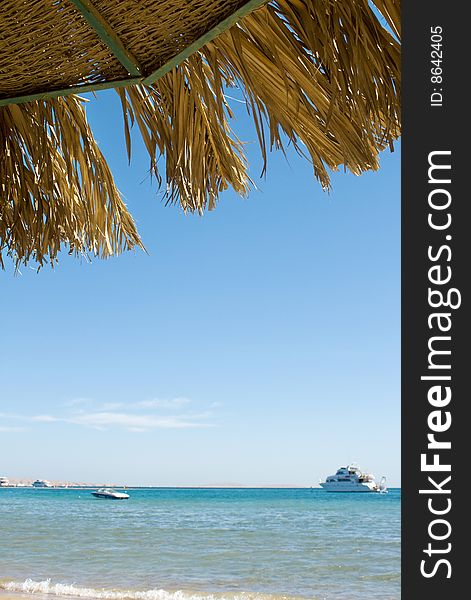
[0,488,400,600]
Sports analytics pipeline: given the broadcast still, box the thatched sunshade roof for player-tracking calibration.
[0,0,401,268]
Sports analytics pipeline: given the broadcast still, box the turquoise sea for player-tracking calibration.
[0,488,400,600]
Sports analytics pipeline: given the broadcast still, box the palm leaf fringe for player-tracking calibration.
[0,96,143,268]
[0,0,400,268]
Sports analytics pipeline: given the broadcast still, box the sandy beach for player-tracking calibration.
[0,593,31,600]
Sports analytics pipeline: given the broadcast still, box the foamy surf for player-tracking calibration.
[0,580,299,600]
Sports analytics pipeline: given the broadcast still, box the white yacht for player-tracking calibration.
[92,488,130,500]
[320,464,387,493]
[0,476,10,487]
[32,479,53,488]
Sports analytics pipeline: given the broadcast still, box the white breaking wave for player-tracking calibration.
[0,580,293,600]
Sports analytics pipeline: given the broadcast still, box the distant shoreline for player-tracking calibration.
[2,484,315,489]
[1,484,401,490]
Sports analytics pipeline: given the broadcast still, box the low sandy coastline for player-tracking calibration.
[1,482,311,489]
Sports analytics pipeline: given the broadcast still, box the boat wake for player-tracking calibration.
[0,580,297,600]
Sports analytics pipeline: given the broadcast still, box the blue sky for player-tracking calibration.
[0,91,400,487]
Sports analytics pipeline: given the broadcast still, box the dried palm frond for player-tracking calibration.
[0,0,400,269]
[0,96,143,268]
[117,63,251,214]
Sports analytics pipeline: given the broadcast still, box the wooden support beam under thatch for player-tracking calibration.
[68,0,143,77]
[0,0,268,106]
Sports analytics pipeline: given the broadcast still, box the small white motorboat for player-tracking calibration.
[92,488,129,500]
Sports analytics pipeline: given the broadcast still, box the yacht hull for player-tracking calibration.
[320,482,378,492]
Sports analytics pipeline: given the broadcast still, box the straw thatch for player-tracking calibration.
[0,0,401,268]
